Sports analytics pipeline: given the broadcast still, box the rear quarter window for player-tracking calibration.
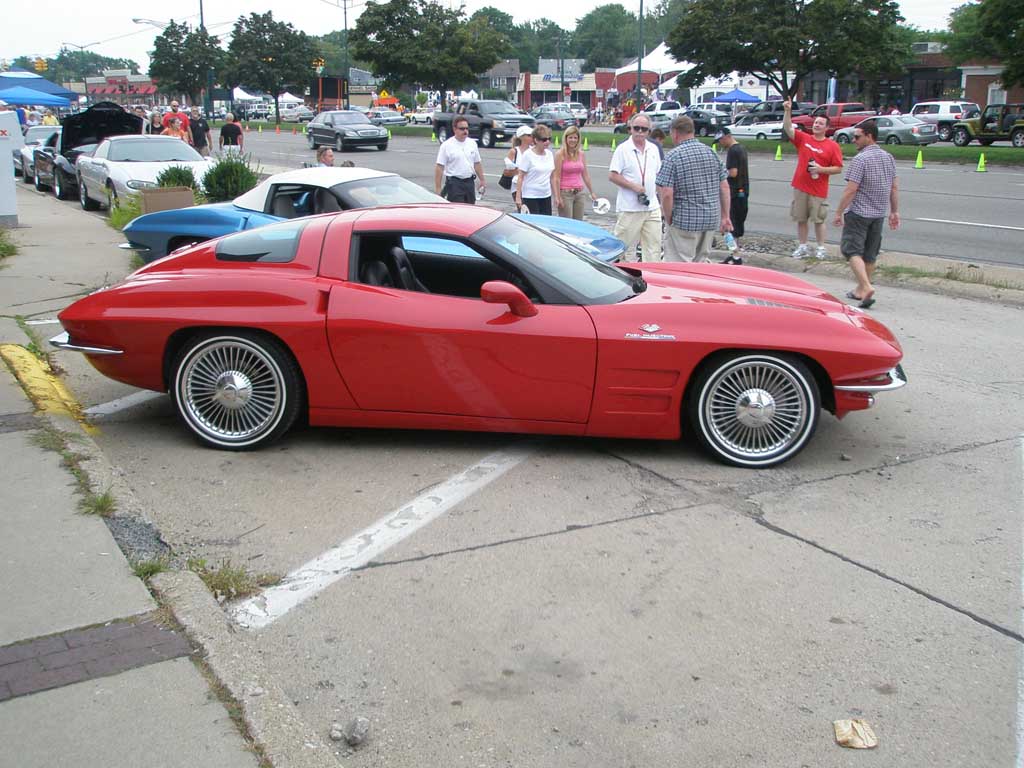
[216,220,306,263]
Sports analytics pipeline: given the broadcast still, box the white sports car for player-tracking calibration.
[14,125,59,182]
[728,114,785,140]
[76,135,214,210]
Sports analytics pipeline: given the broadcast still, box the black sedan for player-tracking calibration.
[307,110,389,152]
[532,109,578,131]
[686,108,731,137]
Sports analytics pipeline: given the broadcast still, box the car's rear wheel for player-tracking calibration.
[687,353,820,468]
[79,176,99,210]
[885,135,901,145]
[937,124,953,142]
[171,332,303,450]
[480,129,495,148]
[1012,129,1024,148]
[836,133,851,144]
[952,127,971,147]
[756,132,767,140]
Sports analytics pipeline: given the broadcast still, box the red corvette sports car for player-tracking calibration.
[52,204,906,468]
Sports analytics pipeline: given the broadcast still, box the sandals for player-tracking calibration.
[846,290,876,309]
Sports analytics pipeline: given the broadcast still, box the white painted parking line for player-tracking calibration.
[84,390,164,418]
[917,218,1024,232]
[230,444,533,629]
[1018,436,1024,768]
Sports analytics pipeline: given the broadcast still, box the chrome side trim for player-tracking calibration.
[835,365,907,393]
[118,242,151,252]
[49,331,123,356]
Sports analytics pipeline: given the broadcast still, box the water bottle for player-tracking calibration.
[724,232,737,252]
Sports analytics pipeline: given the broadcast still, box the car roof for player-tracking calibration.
[350,204,502,237]
[233,167,397,210]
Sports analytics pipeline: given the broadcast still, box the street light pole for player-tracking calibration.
[636,0,644,105]
[199,0,214,116]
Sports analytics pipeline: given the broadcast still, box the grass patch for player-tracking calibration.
[132,557,170,581]
[81,488,117,517]
[191,659,274,768]
[15,316,49,362]
[874,261,1021,291]
[30,425,108,514]
[0,227,16,261]
[107,194,143,231]
[186,558,281,602]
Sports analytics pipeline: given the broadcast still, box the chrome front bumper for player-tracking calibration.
[49,331,123,356]
[834,365,907,393]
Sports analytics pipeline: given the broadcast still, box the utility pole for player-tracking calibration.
[199,0,214,116]
[636,0,644,105]
[558,32,565,102]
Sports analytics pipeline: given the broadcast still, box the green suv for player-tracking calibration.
[952,103,1024,147]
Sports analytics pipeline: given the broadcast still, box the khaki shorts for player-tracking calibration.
[663,226,714,263]
[790,189,829,224]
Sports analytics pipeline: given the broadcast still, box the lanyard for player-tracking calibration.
[633,146,648,188]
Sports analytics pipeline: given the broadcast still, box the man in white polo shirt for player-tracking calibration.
[608,113,662,261]
[434,115,486,204]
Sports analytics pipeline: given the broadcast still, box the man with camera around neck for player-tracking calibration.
[608,113,663,262]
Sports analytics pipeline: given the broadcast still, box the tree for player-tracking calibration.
[977,0,1023,88]
[571,5,638,69]
[350,0,505,106]
[149,22,225,104]
[666,0,908,97]
[223,13,319,122]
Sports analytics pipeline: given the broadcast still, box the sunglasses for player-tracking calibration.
[632,126,650,133]
[536,136,551,142]
[455,125,469,131]
[853,133,865,140]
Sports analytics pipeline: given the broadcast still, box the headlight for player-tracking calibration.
[492,120,504,129]
[126,180,157,190]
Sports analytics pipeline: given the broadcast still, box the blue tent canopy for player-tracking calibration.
[0,69,79,101]
[711,88,760,103]
[0,86,72,107]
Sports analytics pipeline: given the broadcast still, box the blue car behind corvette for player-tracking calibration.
[122,167,625,264]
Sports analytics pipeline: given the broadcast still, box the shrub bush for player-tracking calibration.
[107,194,142,231]
[202,153,261,202]
[155,165,198,191]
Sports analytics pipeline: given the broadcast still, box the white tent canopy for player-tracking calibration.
[232,86,261,101]
[278,91,304,104]
[615,42,693,77]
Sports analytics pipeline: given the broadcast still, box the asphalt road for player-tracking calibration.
[30,177,1024,766]
[244,131,1024,268]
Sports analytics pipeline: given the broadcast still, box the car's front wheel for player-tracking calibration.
[105,181,118,211]
[952,127,971,147]
[335,134,344,152]
[78,176,99,210]
[698,125,709,137]
[480,129,495,148]
[437,125,449,142]
[308,132,316,149]
[34,166,47,191]
[756,133,767,141]
[377,142,388,151]
[687,353,820,468]
[1012,129,1024,148]
[21,159,32,184]
[53,169,70,200]
[170,332,303,450]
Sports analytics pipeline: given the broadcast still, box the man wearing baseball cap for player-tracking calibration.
[715,126,749,263]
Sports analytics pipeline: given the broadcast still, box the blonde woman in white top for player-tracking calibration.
[514,125,555,215]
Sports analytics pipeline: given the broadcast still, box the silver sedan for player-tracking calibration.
[834,115,939,146]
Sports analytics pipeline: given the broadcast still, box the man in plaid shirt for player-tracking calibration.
[833,120,899,309]
[656,115,731,262]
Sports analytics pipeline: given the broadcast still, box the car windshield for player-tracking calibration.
[332,112,372,125]
[108,139,203,162]
[476,216,636,305]
[25,127,58,143]
[333,176,442,208]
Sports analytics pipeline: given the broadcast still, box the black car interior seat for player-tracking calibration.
[271,196,296,218]
[359,260,394,287]
[313,188,342,214]
[389,246,429,292]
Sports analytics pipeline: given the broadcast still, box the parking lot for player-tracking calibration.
[31,174,1022,765]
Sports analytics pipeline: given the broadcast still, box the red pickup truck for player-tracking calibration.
[791,103,877,136]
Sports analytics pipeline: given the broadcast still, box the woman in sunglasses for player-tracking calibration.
[514,125,555,215]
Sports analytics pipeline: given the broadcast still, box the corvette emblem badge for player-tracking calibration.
[639,323,661,333]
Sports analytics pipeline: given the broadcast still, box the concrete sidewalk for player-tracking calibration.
[0,187,261,768]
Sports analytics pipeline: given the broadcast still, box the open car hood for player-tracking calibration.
[60,101,142,157]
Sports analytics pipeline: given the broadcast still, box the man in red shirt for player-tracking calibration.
[782,99,843,259]
[161,101,191,134]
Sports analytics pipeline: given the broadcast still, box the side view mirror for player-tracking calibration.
[481,280,537,317]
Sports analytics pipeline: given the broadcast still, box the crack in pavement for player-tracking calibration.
[604,440,1024,645]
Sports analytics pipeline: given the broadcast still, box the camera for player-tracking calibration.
[637,192,650,206]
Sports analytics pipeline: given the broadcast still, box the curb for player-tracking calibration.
[150,572,338,768]
[0,344,94,433]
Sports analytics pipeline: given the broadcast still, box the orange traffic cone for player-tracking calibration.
[275,125,281,134]
[245,123,250,132]
[292,126,297,135]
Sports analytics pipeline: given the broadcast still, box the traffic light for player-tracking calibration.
[34,58,48,72]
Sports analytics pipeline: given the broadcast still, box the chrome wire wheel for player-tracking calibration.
[690,354,819,468]
[172,334,300,450]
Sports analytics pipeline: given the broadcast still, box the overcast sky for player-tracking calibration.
[2,0,964,74]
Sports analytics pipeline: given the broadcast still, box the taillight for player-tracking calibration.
[952,113,961,119]
[912,126,919,133]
